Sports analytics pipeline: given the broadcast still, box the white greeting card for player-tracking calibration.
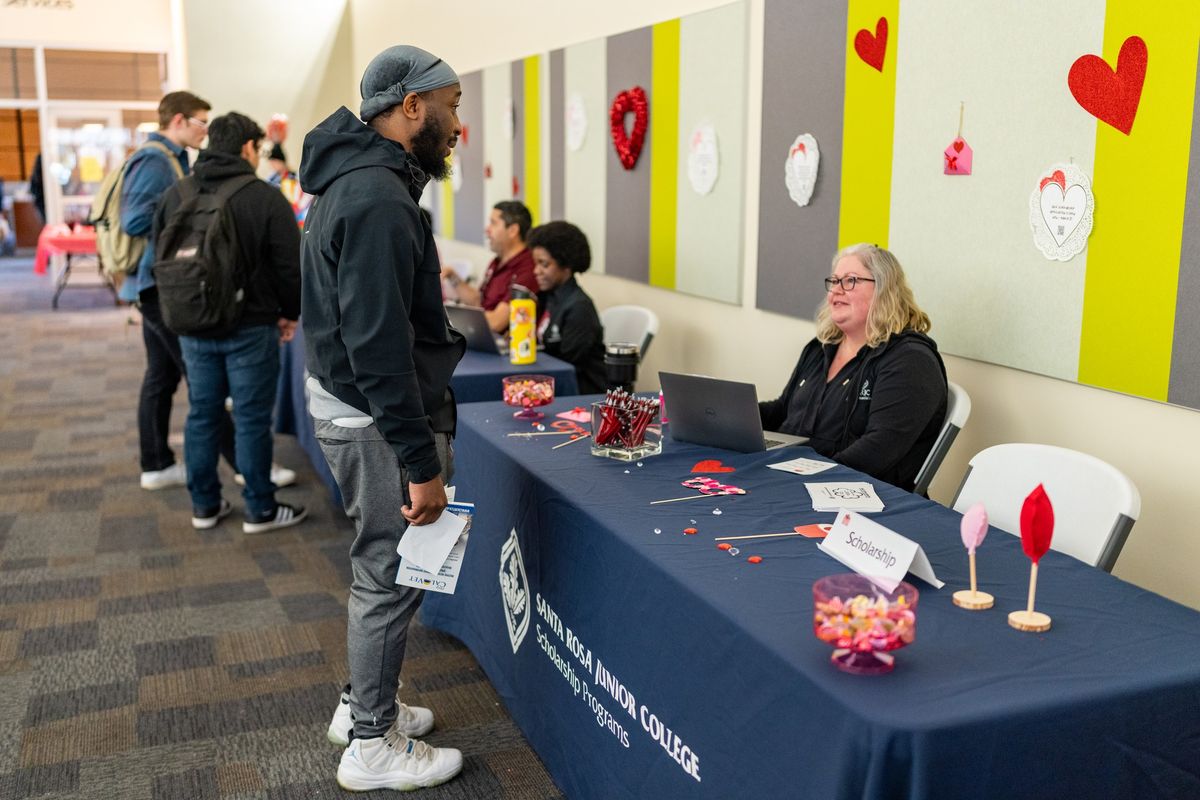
[806,481,884,513]
[785,133,820,207]
[767,457,836,476]
[396,502,473,595]
[687,123,720,195]
[1029,163,1094,261]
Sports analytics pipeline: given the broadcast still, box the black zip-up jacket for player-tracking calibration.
[759,330,947,492]
[299,107,466,484]
[537,276,606,394]
[154,149,301,330]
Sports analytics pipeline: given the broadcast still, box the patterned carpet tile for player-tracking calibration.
[0,258,562,798]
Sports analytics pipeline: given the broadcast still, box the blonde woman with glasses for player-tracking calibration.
[758,244,947,492]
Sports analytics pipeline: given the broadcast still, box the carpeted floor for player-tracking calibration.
[0,256,563,800]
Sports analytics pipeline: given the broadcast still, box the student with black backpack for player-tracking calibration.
[153,112,303,533]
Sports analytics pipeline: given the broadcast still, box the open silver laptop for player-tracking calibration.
[445,303,508,355]
[659,372,808,453]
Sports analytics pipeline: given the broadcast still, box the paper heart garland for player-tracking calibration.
[1019,484,1054,564]
[1068,35,1147,135]
[854,17,888,72]
[610,87,648,170]
[691,459,735,474]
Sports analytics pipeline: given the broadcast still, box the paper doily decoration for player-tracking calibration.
[687,123,719,195]
[785,134,820,207]
[1028,163,1094,261]
[566,92,587,152]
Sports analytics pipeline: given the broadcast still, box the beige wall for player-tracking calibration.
[0,0,173,51]
[181,0,354,171]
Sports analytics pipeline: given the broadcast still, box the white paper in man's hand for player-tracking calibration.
[396,510,468,573]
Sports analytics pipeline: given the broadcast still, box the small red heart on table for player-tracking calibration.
[1067,35,1147,135]
[610,86,648,170]
[854,17,888,72]
[691,459,735,473]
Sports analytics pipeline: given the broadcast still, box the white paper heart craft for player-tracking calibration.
[1028,163,1094,262]
[566,92,587,152]
[687,123,720,195]
[1039,183,1087,246]
[785,134,820,207]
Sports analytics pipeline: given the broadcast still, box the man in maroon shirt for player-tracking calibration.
[441,200,537,332]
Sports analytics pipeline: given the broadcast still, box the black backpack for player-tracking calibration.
[152,173,257,336]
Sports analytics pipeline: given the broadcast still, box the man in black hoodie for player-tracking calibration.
[155,112,304,533]
[299,46,466,791]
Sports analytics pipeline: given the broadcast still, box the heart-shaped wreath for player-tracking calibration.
[610,87,648,170]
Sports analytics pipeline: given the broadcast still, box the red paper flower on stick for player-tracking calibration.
[1019,484,1054,563]
[610,87,648,170]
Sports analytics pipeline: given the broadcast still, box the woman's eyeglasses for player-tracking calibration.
[824,275,876,292]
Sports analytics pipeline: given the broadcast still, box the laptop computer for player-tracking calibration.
[445,303,508,355]
[659,371,809,453]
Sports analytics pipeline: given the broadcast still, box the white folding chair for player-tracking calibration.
[912,381,972,496]
[600,304,660,361]
[951,443,1141,572]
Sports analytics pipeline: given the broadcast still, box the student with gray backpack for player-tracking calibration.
[153,112,303,532]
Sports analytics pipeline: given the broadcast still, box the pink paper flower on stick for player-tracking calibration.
[959,503,988,555]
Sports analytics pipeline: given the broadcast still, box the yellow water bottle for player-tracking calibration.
[509,286,537,365]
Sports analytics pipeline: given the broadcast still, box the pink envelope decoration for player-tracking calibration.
[556,407,591,423]
[944,137,972,175]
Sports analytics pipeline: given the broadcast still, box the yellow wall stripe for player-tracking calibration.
[523,55,541,226]
[649,19,680,290]
[838,0,899,248]
[1077,2,1200,399]
[440,172,455,240]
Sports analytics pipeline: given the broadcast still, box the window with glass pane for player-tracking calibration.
[45,50,167,101]
[0,48,37,100]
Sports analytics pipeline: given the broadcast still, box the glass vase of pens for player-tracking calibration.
[590,390,662,461]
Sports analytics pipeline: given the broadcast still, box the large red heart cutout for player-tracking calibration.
[854,17,888,72]
[1068,35,1147,135]
[610,87,648,170]
[691,459,735,474]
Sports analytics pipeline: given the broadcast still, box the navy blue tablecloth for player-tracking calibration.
[275,326,580,500]
[422,398,1200,800]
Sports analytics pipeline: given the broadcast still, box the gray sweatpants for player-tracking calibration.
[314,419,453,739]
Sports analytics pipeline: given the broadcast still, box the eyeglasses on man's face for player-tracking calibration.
[824,275,876,292]
[186,116,209,131]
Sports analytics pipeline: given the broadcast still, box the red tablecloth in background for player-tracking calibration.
[33,225,98,275]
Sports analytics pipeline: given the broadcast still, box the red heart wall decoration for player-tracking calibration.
[854,17,888,72]
[610,86,649,170]
[1068,35,1147,135]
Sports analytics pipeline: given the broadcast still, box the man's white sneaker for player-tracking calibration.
[234,464,297,488]
[327,685,434,746]
[337,730,462,792]
[191,499,233,530]
[140,463,187,491]
[242,502,307,534]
